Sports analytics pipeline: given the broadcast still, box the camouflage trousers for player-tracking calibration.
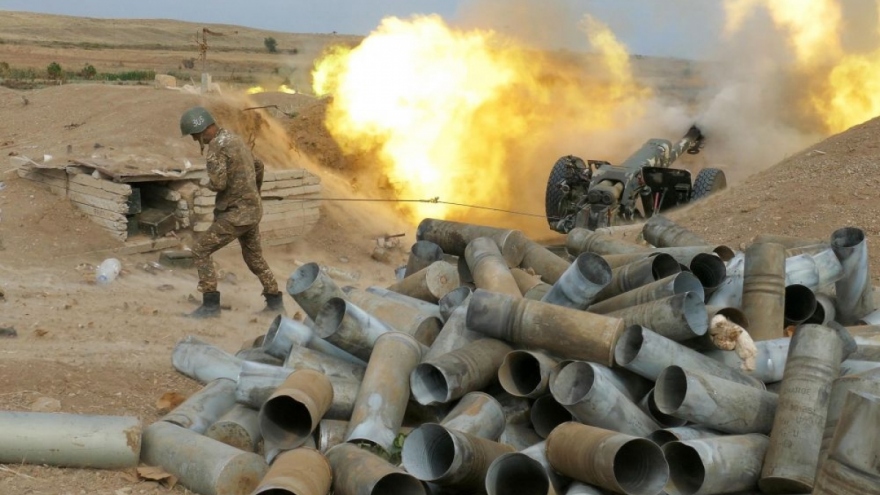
[192,217,280,295]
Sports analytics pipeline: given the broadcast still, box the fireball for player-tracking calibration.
[312,14,649,224]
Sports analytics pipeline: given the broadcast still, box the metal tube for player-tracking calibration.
[511,267,553,300]
[646,426,722,447]
[259,369,334,451]
[566,227,651,256]
[485,450,555,495]
[847,325,880,360]
[467,289,625,366]
[498,350,558,399]
[345,332,422,452]
[663,434,770,495]
[236,361,359,420]
[252,447,332,495]
[785,254,819,290]
[387,260,460,303]
[0,412,140,468]
[806,293,836,325]
[654,366,778,434]
[284,342,366,382]
[141,421,268,495]
[813,247,844,289]
[466,236,523,297]
[785,242,832,256]
[411,338,512,405]
[545,422,669,495]
[416,218,528,266]
[741,242,786,341]
[541,252,612,309]
[592,254,680,303]
[314,297,396,361]
[753,233,824,249]
[684,305,751,352]
[784,284,818,326]
[651,245,736,265]
[366,285,444,320]
[600,252,655,269]
[638,388,687,428]
[519,441,570,495]
[315,419,349,453]
[406,240,445,276]
[813,390,880,495]
[162,378,237,434]
[607,292,708,341]
[642,214,707,248]
[439,391,505,440]
[328,442,427,495]
[402,423,515,490]
[205,404,261,453]
[531,394,573,438]
[831,227,875,324]
[172,335,243,384]
[550,361,659,436]
[286,262,347,320]
[587,272,703,314]
[521,239,572,285]
[703,338,790,383]
[423,299,481,362]
[565,482,610,495]
[236,348,284,366]
[840,359,880,375]
[344,286,443,346]
[264,314,365,365]
[819,369,880,465]
[438,286,471,321]
[760,323,854,494]
[690,253,726,297]
[500,421,545,451]
[706,251,745,308]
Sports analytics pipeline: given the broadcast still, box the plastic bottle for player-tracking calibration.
[96,258,122,284]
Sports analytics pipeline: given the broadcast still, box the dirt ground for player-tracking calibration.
[2,11,880,495]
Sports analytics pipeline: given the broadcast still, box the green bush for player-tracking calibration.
[80,64,97,79]
[264,37,278,53]
[102,70,156,81]
[47,62,63,80]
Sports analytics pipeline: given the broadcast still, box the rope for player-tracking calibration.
[273,196,557,219]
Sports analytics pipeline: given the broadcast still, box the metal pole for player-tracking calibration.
[387,260,460,303]
[741,242,786,341]
[205,404,261,453]
[642,214,707,248]
[416,218,528,266]
[646,425,722,447]
[411,338,512,405]
[438,286,471,321]
[466,236,523,297]
[327,442,426,495]
[607,292,708,341]
[586,272,703,314]
[566,227,650,256]
[141,421,268,495]
[406,240,445,276]
[531,394,572,438]
[422,299,481,362]
[344,286,443,346]
[171,335,243,384]
[0,412,141,468]
[313,297,396,361]
[259,369,334,451]
[345,332,422,453]
[521,239,572,285]
[592,253,680,303]
[545,422,668,495]
[162,378,236,434]
[498,350,558,399]
[467,289,625,366]
[541,252,612,309]
[439,391,505,440]
[263,314,365,365]
[831,227,875,324]
[251,447,332,495]
[286,262,347,320]
[663,434,770,495]
[760,323,855,493]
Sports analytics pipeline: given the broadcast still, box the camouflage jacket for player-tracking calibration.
[205,128,263,226]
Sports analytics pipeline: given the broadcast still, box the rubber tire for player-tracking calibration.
[545,156,583,228]
[691,168,727,200]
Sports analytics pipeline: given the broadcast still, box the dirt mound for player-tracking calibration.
[669,115,880,280]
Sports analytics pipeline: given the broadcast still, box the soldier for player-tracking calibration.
[179,106,285,318]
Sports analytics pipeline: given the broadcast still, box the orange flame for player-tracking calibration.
[724,0,880,133]
[312,15,650,224]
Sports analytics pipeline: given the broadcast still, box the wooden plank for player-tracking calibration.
[68,181,129,202]
[68,191,130,214]
[18,168,69,188]
[68,173,132,195]
[261,209,318,225]
[20,179,67,198]
[303,175,321,186]
[86,215,127,232]
[70,201,127,223]
[261,211,320,231]
[262,200,304,214]
[262,178,304,191]
[262,185,321,198]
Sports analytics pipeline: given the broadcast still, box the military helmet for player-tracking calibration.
[179,106,215,136]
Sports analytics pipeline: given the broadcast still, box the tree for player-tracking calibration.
[80,63,97,79]
[264,37,278,53]
[47,62,63,80]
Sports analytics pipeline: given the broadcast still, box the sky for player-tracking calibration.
[0,0,726,59]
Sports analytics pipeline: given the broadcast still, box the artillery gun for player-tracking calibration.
[545,125,726,233]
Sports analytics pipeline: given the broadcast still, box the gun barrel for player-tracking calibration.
[670,125,704,162]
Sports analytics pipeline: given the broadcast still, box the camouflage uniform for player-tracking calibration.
[192,128,279,295]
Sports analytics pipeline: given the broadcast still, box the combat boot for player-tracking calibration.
[260,292,286,315]
[188,291,221,318]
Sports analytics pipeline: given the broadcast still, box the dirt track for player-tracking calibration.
[2,10,880,495]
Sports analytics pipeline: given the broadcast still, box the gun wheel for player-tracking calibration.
[691,168,727,201]
[545,156,584,228]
